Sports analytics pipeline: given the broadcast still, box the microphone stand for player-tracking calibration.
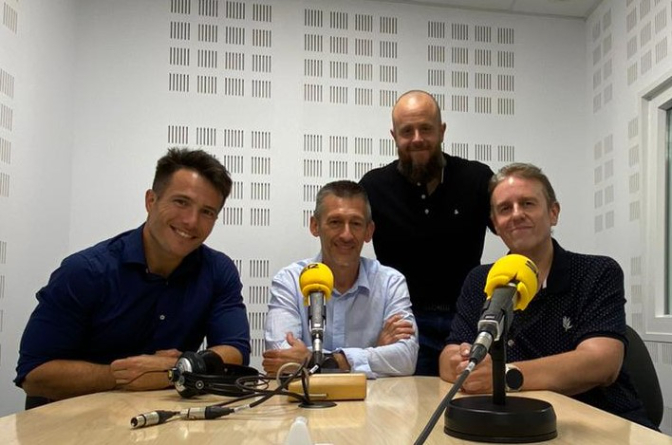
[490,326,507,406]
[444,310,557,443]
[297,350,337,409]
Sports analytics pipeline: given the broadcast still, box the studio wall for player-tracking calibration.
[3,0,664,430]
[586,0,672,433]
[0,0,76,415]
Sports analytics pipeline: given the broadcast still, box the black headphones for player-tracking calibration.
[169,350,260,398]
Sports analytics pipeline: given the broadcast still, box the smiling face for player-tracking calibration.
[143,168,223,276]
[490,175,559,258]
[310,194,374,271]
[391,92,446,183]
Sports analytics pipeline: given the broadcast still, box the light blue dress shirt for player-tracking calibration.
[264,256,419,378]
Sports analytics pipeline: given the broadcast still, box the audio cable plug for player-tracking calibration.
[180,406,238,420]
[130,410,179,428]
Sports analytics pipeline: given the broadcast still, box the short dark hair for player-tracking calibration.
[152,148,232,208]
[489,163,558,207]
[314,180,372,223]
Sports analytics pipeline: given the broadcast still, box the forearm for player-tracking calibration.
[22,360,116,400]
[209,345,244,365]
[515,347,622,396]
[344,340,418,378]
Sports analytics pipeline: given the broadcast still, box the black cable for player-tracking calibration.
[130,361,310,428]
[301,368,313,405]
[413,361,475,445]
[180,363,309,421]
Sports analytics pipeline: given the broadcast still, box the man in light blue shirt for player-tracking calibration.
[263,180,419,378]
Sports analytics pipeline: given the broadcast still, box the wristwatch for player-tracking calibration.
[505,364,524,392]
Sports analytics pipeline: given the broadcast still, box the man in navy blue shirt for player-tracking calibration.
[440,163,652,428]
[16,148,250,403]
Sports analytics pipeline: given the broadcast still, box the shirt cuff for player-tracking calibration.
[338,348,375,379]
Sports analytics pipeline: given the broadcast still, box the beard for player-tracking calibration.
[397,147,445,184]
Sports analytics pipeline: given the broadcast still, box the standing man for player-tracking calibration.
[440,163,653,429]
[263,181,418,378]
[360,90,493,375]
[16,148,251,404]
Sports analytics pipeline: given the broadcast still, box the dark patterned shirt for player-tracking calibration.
[448,239,652,427]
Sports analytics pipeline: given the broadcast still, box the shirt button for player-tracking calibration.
[159,315,166,321]
[507,339,515,347]
[424,209,429,215]
[421,194,426,199]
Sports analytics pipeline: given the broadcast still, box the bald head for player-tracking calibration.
[392,90,442,131]
[390,90,446,184]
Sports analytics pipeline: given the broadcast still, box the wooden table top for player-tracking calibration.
[1,376,670,444]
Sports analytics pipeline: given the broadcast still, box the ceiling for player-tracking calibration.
[360,0,604,19]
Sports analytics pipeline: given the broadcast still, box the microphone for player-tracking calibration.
[469,254,539,365]
[299,262,334,366]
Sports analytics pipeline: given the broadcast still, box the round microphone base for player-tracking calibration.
[444,396,557,443]
[298,401,336,409]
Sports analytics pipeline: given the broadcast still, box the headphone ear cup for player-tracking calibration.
[173,350,260,398]
[198,350,226,375]
[174,351,208,398]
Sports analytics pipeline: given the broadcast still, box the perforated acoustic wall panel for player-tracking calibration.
[586,1,672,432]
[300,7,400,232]
[427,19,517,165]
[593,0,671,337]
[0,0,17,381]
[163,0,531,370]
[166,0,279,368]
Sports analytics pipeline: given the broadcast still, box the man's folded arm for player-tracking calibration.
[21,360,116,401]
[342,337,418,378]
[208,345,244,365]
[343,273,419,378]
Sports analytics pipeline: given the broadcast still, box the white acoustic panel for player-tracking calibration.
[593,133,615,233]
[156,0,540,372]
[2,3,18,33]
[0,1,17,399]
[0,172,8,198]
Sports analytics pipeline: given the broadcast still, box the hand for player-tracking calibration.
[377,313,415,346]
[450,342,493,394]
[262,332,311,374]
[155,349,182,359]
[110,350,181,391]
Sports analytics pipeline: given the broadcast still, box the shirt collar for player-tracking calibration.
[312,254,372,298]
[121,225,148,266]
[541,238,571,294]
[121,224,202,278]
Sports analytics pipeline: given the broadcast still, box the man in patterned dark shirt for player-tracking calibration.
[439,163,655,429]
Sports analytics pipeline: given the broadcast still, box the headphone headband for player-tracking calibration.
[171,350,260,398]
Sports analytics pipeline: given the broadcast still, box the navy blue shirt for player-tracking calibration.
[15,225,251,386]
[448,240,651,427]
